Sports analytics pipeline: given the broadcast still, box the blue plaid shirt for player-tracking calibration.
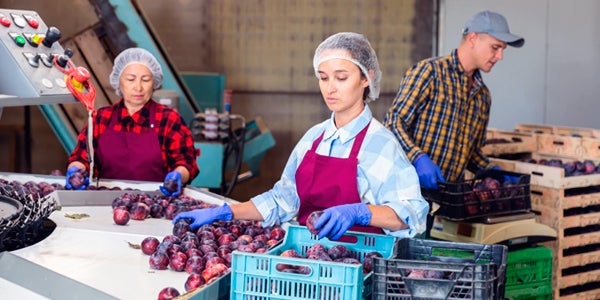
[251,105,428,238]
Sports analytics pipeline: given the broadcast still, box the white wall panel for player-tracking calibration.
[440,0,600,130]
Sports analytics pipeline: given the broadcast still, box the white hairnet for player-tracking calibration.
[313,32,382,101]
[109,48,163,97]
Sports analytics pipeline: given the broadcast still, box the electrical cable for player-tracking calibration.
[54,54,97,185]
[221,114,245,197]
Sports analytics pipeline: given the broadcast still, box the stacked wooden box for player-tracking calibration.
[488,124,600,299]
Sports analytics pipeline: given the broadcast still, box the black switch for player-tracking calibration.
[42,26,61,47]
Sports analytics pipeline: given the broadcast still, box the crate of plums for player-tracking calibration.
[229,220,397,300]
[422,168,531,221]
[372,238,508,300]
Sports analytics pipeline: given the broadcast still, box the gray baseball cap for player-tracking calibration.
[462,11,524,48]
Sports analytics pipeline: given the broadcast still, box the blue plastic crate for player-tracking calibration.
[230,224,397,299]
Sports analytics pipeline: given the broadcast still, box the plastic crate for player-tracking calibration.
[229,224,397,299]
[372,238,508,300]
[504,282,552,300]
[506,246,552,287]
[423,168,531,221]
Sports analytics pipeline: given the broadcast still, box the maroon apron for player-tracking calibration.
[96,103,166,182]
[296,122,383,235]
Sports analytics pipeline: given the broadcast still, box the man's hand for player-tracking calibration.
[414,154,445,189]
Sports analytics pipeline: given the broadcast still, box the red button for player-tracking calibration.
[0,16,10,27]
[27,18,39,29]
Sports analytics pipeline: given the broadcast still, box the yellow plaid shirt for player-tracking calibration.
[384,49,493,182]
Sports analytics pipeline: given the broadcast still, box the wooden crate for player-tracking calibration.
[516,123,600,138]
[490,154,600,189]
[530,185,600,299]
[536,133,586,158]
[483,128,537,156]
[516,123,555,134]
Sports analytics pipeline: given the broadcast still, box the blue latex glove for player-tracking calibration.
[313,203,372,241]
[160,171,182,196]
[65,166,89,190]
[172,204,233,230]
[492,165,519,183]
[414,154,445,189]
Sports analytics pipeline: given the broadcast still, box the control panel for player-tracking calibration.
[0,8,76,106]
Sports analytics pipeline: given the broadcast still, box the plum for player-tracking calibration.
[218,233,236,246]
[169,251,188,272]
[280,249,302,258]
[67,168,88,190]
[269,226,286,241]
[197,230,215,241]
[157,287,180,300]
[149,203,164,218]
[328,245,351,260]
[130,202,150,220]
[185,255,204,274]
[362,251,383,273]
[407,269,426,278]
[186,248,203,258]
[149,252,169,270]
[201,263,228,283]
[141,237,160,255]
[483,177,502,198]
[237,234,253,244]
[583,160,596,174]
[173,219,192,239]
[163,234,181,244]
[113,207,130,225]
[185,273,205,292]
[229,224,242,237]
[306,243,327,257]
[205,256,226,269]
[306,210,323,235]
[563,161,577,176]
[163,179,179,194]
[166,244,183,258]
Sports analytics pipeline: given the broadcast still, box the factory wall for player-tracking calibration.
[0,0,434,200]
[3,0,597,201]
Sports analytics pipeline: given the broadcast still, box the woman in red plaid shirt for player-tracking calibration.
[66,48,199,196]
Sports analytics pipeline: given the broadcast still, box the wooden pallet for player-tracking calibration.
[531,185,600,299]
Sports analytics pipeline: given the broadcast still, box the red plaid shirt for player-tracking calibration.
[68,100,199,182]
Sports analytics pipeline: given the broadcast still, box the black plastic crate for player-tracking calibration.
[422,169,531,221]
[372,238,508,300]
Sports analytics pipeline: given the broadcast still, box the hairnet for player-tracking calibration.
[109,48,163,97]
[313,32,382,101]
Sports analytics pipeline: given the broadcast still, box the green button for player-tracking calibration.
[15,35,25,46]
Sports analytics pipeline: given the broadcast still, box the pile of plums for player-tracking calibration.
[142,218,286,298]
[0,178,124,200]
[111,192,214,225]
[275,243,383,276]
[462,177,526,216]
[523,158,600,177]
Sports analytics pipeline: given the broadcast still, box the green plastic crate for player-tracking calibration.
[505,281,552,300]
[506,246,552,287]
[229,224,396,299]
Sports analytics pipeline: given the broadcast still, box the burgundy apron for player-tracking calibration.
[296,122,383,235]
[96,103,166,182]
